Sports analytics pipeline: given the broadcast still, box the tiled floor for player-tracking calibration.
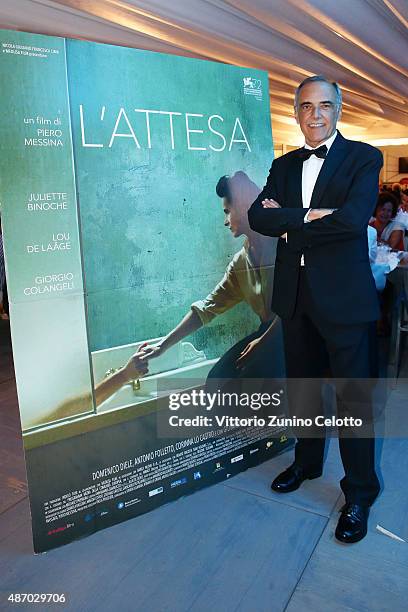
[1,319,407,611]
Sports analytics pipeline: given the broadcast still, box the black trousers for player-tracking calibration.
[281,269,380,507]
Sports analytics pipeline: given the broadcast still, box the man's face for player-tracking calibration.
[295,81,340,148]
[222,198,244,237]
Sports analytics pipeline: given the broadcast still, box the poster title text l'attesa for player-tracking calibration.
[24,108,252,151]
[79,106,252,152]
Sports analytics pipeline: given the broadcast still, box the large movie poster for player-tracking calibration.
[0,29,290,552]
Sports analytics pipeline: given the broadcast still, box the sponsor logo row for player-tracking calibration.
[47,436,288,536]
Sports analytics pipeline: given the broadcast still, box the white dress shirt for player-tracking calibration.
[300,130,338,265]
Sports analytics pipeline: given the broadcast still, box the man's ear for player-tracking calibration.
[336,105,342,123]
[294,107,300,125]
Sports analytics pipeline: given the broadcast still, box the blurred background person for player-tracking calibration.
[369,192,405,251]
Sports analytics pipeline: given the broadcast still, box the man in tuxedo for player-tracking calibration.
[248,75,383,544]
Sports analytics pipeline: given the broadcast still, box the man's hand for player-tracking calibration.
[262,198,281,209]
[261,199,286,238]
[307,208,336,221]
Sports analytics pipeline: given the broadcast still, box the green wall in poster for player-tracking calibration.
[66,41,274,357]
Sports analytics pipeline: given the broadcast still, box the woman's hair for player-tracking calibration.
[374,191,399,218]
[216,171,260,209]
[216,175,231,201]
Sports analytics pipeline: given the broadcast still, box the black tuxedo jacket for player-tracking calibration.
[248,132,383,324]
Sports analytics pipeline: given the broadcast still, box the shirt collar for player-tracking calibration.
[304,130,337,151]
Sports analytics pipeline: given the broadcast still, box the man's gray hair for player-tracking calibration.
[294,76,342,110]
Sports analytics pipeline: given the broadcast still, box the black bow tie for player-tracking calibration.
[297,144,328,161]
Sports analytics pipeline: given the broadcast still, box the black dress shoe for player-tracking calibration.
[271,464,322,493]
[335,503,369,544]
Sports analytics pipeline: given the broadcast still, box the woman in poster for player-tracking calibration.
[140,171,285,381]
